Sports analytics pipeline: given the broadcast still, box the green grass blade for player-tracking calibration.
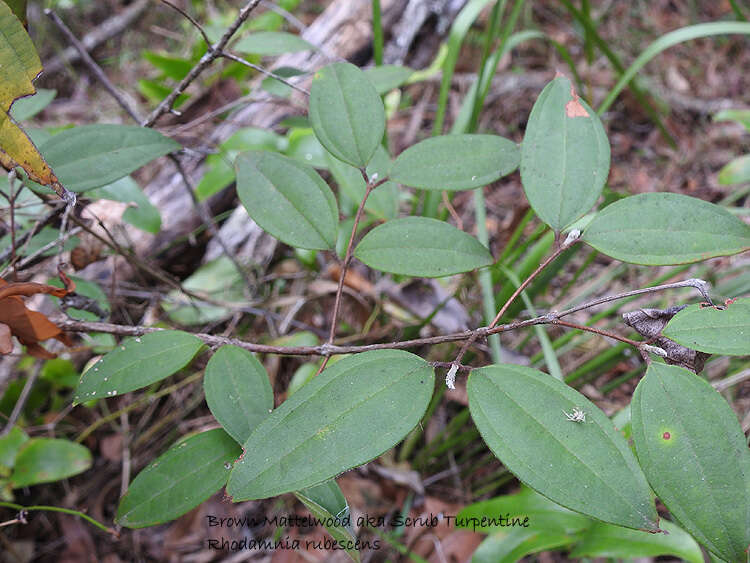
[372,0,383,65]
[598,22,750,114]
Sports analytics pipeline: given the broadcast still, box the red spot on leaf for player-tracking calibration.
[662,432,671,440]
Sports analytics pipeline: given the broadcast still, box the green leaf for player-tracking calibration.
[142,51,193,80]
[354,217,493,277]
[48,275,110,322]
[2,0,26,25]
[583,192,750,265]
[296,480,360,562]
[663,299,750,356]
[204,346,273,445]
[309,62,385,167]
[364,65,413,94]
[570,520,703,563]
[116,429,240,528]
[37,124,181,192]
[631,363,750,561]
[458,486,591,534]
[235,150,338,250]
[11,438,91,487]
[284,127,328,169]
[0,426,28,471]
[715,109,750,132]
[74,331,203,404]
[718,154,750,185]
[163,257,245,325]
[390,134,519,191]
[262,66,306,98]
[468,364,659,531]
[89,176,161,234]
[233,31,314,55]
[520,75,610,231]
[227,350,434,500]
[9,88,55,121]
[473,529,576,563]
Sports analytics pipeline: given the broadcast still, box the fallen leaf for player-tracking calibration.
[0,269,75,358]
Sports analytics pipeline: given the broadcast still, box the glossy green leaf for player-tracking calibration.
[9,88,55,121]
[89,176,161,234]
[520,75,610,231]
[309,62,385,167]
[458,486,590,534]
[0,426,28,471]
[227,350,434,500]
[11,438,91,487]
[74,331,203,404]
[326,146,398,220]
[473,529,576,563]
[391,134,519,190]
[204,346,273,445]
[631,363,750,561]
[116,429,240,528]
[354,217,493,277]
[718,154,750,185]
[583,193,750,265]
[235,150,338,250]
[570,520,703,563]
[37,124,180,192]
[364,65,413,94]
[468,364,659,531]
[234,31,314,55]
[663,299,750,356]
[296,480,359,562]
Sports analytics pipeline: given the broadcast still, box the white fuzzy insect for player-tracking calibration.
[563,407,587,423]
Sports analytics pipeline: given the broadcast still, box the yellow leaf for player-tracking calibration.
[0,0,65,197]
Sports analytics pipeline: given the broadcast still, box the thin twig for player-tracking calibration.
[44,0,150,74]
[555,278,714,316]
[169,155,256,293]
[1,362,41,436]
[219,51,310,96]
[547,318,642,348]
[143,0,264,126]
[158,0,212,47]
[448,232,582,379]
[0,226,83,278]
[0,502,117,536]
[45,9,143,123]
[327,174,387,344]
[490,234,581,329]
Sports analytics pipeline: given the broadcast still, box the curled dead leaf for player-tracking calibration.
[623,305,710,373]
[0,269,75,358]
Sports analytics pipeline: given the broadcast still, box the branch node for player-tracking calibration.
[562,229,581,247]
[445,364,458,389]
[640,343,667,358]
